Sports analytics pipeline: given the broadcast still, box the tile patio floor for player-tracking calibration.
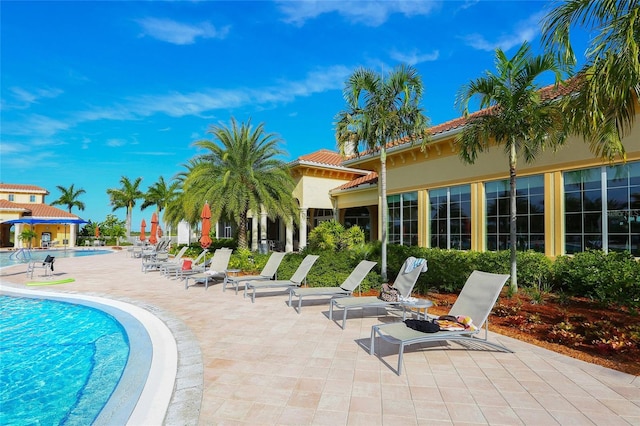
[1,249,639,425]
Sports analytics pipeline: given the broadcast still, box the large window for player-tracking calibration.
[344,207,371,241]
[388,192,418,246]
[486,175,545,252]
[565,162,640,255]
[430,185,471,249]
[313,209,334,227]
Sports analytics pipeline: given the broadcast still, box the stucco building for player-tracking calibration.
[0,184,85,248]
[254,106,639,258]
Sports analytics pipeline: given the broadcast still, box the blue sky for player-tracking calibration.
[1,0,588,229]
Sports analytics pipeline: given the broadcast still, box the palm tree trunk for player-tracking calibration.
[380,146,388,282]
[509,143,518,293]
[239,210,248,250]
[126,203,132,241]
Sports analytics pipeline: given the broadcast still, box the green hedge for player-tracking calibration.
[551,250,640,308]
[224,243,640,310]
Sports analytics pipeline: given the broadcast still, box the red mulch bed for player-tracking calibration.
[359,289,640,376]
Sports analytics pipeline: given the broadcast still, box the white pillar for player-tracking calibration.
[285,217,294,253]
[69,225,77,247]
[299,208,308,251]
[15,224,23,248]
[251,215,258,251]
[260,209,268,244]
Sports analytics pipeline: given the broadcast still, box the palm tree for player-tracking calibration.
[50,184,86,213]
[164,159,201,233]
[141,176,180,235]
[455,42,568,292]
[106,176,144,240]
[335,64,429,281]
[184,118,298,250]
[542,0,638,160]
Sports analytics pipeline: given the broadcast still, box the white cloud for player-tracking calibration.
[2,114,70,137]
[106,138,127,147]
[462,11,544,51]
[136,17,230,45]
[389,49,439,65]
[2,65,352,141]
[126,65,351,119]
[276,0,439,27]
[4,86,63,110]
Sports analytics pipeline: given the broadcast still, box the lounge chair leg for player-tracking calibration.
[298,297,302,313]
[329,300,334,320]
[252,289,256,303]
[288,289,293,307]
[370,326,376,355]
[342,308,348,329]
[397,343,405,376]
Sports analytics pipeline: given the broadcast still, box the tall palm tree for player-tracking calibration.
[335,64,429,281]
[106,176,144,240]
[455,42,568,293]
[542,0,638,160]
[141,176,180,235]
[50,184,86,213]
[164,159,201,232]
[184,118,298,250]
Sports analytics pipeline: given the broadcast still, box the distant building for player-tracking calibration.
[0,183,86,248]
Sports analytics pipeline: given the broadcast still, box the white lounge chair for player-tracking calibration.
[370,270,511,375]
[329,257,428,329]
[152,246,188,275]
[244,255,319,303]
[164,249,209,279]
[289,260,377,313]
[222,251,286,294]
[184,248,233,290]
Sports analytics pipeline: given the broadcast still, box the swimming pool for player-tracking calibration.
[0,249,111,268]
[0,293,151,424]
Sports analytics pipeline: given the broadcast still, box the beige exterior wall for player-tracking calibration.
[0,192,45,203]
[333,114,639,258]
[294,174,349,209]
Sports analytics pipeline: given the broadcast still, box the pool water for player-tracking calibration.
[0,295,130,424]
[0,249,111,269]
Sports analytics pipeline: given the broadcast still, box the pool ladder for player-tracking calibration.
[9,248,32,261]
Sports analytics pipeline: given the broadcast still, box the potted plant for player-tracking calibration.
[19,229,37,249]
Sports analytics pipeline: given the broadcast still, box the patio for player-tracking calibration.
[1,250,638,425]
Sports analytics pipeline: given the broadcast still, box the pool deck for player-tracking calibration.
[1,250,639,425]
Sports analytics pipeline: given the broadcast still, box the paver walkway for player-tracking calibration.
[1,249,639,425]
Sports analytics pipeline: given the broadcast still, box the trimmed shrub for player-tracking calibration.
[551,250,640,308]
[275,250,381,293]
[307,220,365,252]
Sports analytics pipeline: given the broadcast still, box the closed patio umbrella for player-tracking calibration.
[140,219,147,242]
[200,202,212,249]
[149,212,158,245]
[157,225,163,238]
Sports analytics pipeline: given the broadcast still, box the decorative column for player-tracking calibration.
[260,209,268,245]
[15,224,23,248]
[285,217,294,253]
[251,215,259,251]
[69,225,77,248]
[298,208,308,251]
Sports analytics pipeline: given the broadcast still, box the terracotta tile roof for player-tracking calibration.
[335,172,378,191]
[296,149,344,166]
[0,202,79,218]
[0,199,30,211]
[0,183,48,193]
[346,78,583,159]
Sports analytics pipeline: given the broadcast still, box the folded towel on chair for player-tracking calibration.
[404,258,426,274]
